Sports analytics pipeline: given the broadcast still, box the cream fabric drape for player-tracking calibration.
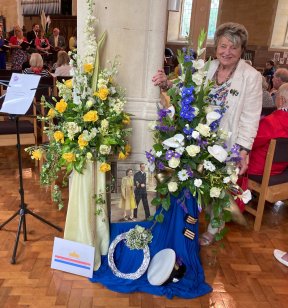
[64,161,110,271]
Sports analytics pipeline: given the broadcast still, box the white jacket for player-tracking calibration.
[206,59,262,150]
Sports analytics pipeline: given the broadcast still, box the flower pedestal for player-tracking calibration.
[64,160,110,271]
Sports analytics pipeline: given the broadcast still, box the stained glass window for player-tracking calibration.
[208,0,220,39]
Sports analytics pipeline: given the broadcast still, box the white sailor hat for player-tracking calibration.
[147,248,186,286]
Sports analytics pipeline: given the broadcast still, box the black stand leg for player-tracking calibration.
[0,117,62,264]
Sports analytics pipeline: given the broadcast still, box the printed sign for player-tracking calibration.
[51,237,95,278]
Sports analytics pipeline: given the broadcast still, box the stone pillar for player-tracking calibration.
[77,0,168,178]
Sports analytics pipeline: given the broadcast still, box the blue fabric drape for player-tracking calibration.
[90,192,212,299]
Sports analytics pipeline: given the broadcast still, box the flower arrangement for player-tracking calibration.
[146,31,249,240]
[125,225,153,250]
[26,0,131,208]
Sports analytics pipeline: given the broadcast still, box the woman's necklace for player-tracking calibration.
[215,62,238,86]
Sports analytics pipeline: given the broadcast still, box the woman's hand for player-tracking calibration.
[152,69,172,90]
[238,150,249,175]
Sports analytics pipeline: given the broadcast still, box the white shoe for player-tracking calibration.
[274,249,288,267]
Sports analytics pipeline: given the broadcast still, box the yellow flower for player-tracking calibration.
[64,79,73,89]
[125,144,132,153]
[83,110,98,122]
[62,152,76,163]
[78,134,88,149]
[47,108,55,118]
[94,87,109,100]
[122,114,130,125]
[118,151,127,160]
[55,99,67,113]
[31,149,42,160]
[54,131,64,143]
[99,162,111,173]
[83,63,93,74]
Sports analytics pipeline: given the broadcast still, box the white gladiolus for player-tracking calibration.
[192,72,204,86]
[206,111,221,125]
[192,59,205,70]
[208,145,228,163]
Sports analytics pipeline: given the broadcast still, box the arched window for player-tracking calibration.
[179,0,220,39]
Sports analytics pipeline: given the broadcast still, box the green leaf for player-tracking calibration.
[161,195,171,211]
[155,213,164,223]
[151,197,162,206]
[158,186,168,195]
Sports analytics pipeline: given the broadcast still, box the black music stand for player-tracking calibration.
[0,80,62,264]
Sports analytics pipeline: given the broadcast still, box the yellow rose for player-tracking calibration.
[83,110,98,122]
[122,115,130,125]
[31,149,42,160]
[95,87,109,100]
[54,131,64,143]
[64,79,73,89]
[99,162,111,173]
[55,99,67,113]
[78,134,88,149]
[62,152,76,163]
[118,151,127,160]
[83,63,93,74]
[47,108,55,118]
[125,144,132,153]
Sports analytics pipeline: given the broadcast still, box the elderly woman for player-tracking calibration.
[52,50,72,76]
[152,22,262,245]
[22,53,51,77]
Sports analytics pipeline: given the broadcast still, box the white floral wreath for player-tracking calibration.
[108,232,150,280]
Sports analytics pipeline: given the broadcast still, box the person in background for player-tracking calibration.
[0,27,6,69]
[22,53,51,77]
[26,24,40,49]
[248,83,288,176]
[262,76,274,107]
[119,169,137,221]
[35,30,50,53]
[9,26,29,70]
[153,22,262,245]
[69,28,77,51]
[263,60,275,91]
[52,51,72,76]
[271,68,288,102]
[48,28,66,51]
[133,163,151,220]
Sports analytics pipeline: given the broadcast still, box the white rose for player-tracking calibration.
[168,157,180,169]
[99,145,111,155]
[194,179,202,187]
[192,59,205,70]
[206,111,221,125]
[208,145,228,163]
[195,123,210,137]
[186,145,200,157]
[210,187,221,198]
[192,131,200,139]
[218,129,231,141]
[192,72,204,86]
[168,181,178,192]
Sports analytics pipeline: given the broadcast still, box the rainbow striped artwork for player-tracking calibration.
[51,237,95,278]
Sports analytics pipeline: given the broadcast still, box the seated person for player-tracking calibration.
[69,28,77,51]
[22,53,51,77]
[262,76,274,108]
[52,50,72,76]
[35,30,50,53]
[248,83,288,176]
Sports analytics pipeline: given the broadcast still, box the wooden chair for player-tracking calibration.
[245,138,288,231]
